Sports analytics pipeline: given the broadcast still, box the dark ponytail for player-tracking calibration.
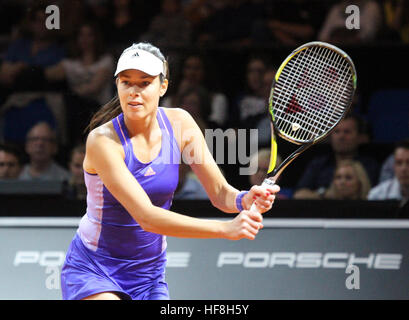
[85,42,169,133]
[85,95,121,132]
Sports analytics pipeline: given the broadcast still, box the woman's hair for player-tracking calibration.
[325,160,371,200]
[86,42,169,132]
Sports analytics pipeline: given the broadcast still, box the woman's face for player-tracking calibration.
[116,69,168,121]
[333,165,361,199]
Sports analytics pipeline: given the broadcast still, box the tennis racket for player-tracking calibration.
[251,41,357,212]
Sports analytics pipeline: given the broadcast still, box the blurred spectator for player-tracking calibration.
[1,93,59,146]
[174,162,209,200]
[86,0,110,25]
[173,93,209,200]
[251,0,327,46]
[0,1,25,40]
[324,160,371,200]
[64,144,87,200]
[261,68,276,100]
[183,0,215,31]
[45,22,114,147]
[248,148,292,199]
[0,143,23,179]
[161,54,228,128]
[140,0,191,48]
[293,114,380,199]
[318,0,382,45]
[0,3,65,90]
[384,0,409,43]
[58,0,88,42]
[19,122,70,181]
[253,66,276,147]
[0,3,65,145]
[368,139,409,204]
[379,154,395,183]
[177,86,212,131]
[234,56,267,130]
[193,0,263,48]
[249,149,272,186]
[104,0,149,55]
[46,23,114,105]
[186,0,227,46]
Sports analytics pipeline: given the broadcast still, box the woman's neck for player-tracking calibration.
[124,111,159,139]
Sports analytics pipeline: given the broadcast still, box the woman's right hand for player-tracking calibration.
[223,210,264,240]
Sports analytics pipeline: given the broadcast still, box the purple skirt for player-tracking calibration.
[61,233,169,300]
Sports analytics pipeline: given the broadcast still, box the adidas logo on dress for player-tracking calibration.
[145,167,156,176]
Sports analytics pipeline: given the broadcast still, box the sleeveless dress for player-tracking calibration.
[61,108,180,300]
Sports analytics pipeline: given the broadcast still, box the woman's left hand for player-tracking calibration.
[242,184,280,213]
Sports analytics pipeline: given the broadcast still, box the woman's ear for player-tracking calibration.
[160,79,168,97]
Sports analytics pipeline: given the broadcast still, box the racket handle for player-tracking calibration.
[250,202,259,212]
[250,179,276,212]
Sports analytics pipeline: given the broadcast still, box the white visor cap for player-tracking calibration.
[114,46,165,77]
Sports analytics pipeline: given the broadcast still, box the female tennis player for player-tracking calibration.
[61,42,280,300]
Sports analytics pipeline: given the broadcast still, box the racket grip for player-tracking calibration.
[250,179,276,213]
[250,202,260,212]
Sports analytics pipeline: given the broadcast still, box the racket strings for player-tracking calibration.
[273,68,336,139]
[299,47,347,138]
[274,83,345,135]
[272,45,354,142]
[276,47,351,138]
[297,46,353,137]
[272,48,315,137]
[276,48,352,140]
[294,46,352,121]
[276,51,350,140]
[282,46,339,135]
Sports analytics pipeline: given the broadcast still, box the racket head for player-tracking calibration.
[269,41,357,146]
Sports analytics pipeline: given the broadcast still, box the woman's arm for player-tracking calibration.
[165,108,279,213]
[84,125,263,240]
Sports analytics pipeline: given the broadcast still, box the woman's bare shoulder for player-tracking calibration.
[87,121,120,146]
[84,121,124,173]
[161,107,197,131]
[161,107,191,122]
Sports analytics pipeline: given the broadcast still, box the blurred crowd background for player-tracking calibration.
[0,0,408,208]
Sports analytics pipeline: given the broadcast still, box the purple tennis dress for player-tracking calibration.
[61,108,180,300]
